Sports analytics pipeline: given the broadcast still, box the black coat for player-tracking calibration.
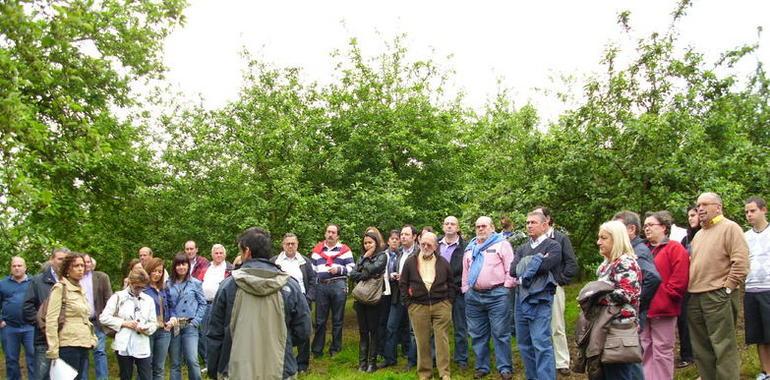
[269,253,318,303]
[23,265,58,346]
[437,235,467,291]
[550,230,579,285]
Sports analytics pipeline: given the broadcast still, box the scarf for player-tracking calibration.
[466,232,504,287]
[312,242,350,266]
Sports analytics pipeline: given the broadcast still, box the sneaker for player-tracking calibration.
[676,360,692,368]
[201,367,207,374]
[500,371,513,380]
[756,372,769,380]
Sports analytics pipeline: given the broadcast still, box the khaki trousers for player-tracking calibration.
[551,285,570,369]
[408,300,452,380]
[687,288,740,380]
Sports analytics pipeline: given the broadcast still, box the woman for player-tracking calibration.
[100,268,157,380]
[399,231,454,380]
[143,257,173,380]
[123,258,144,288]
[676,205,699,368]
[592,220,644,379]
[45,252,97,380]
[642,211,690,379]
[365,226,386,252]
[167,253,206,380]
[349,232,387,372]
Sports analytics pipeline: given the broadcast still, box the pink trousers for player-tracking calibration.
[640,316,677,380]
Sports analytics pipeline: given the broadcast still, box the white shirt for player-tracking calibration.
[274,252,306,294]
[530,234,548,249]
[399,245,415,274]
[99,290,157,358]
[202,262,229,301]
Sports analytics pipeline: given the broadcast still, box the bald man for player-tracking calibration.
[0,257,34,380]
[437,216,469,369]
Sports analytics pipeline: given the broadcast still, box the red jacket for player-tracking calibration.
[647,239,690,318]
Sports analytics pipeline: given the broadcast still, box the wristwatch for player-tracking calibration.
[725,287,733,295]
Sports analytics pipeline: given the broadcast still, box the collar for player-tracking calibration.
[7,274,29,283]
[277,252,305,264]
[703,214,724,229]
[402,245,415,255]
[440,235,459,246]
[324,242,339,250]
[530,234,548,247]
[546,227,555,238]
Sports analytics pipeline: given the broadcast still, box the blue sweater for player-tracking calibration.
[0,275,33,328]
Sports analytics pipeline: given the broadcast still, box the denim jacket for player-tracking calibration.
[166,278,206,327]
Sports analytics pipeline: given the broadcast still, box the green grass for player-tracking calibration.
[2,281,764,379]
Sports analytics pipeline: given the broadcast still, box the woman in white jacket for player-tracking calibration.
[100,268,158,380]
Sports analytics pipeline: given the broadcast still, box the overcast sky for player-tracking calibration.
[160,0,770,123]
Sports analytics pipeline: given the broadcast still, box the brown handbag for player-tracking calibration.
[600,322,642,364]
[352,276,384,305]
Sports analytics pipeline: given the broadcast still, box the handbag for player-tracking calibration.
[600,322,642,364]
[352,276,384,305]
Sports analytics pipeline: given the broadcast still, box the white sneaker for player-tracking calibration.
[756,372,768,380]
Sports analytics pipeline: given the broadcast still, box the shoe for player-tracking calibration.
[676,360,692,368]
[500,371,513,380]
[457,362,468,370]
[473,370,489,379]
[201,367,207,374]
[358,363,368,372]
[756,372,769,380]
[558,367,571,376]
[366,363,377,373]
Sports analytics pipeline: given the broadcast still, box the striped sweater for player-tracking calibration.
[310,242,356,282]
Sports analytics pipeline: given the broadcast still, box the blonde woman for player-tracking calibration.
[100,268,157,380]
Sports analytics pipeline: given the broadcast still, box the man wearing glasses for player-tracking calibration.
[687,192,749,380]
[462,216,516,380]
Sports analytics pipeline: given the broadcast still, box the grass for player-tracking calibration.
[2,281,763,379]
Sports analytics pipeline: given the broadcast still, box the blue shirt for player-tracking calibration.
[0,275,32,328]
[144,286,172,323]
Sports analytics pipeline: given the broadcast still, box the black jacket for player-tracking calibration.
[511,238,563,286]
[350,251,387,283]
[23,265,58,346]
[437,235,467,291]
[269,253,318,304]
[550,230,578,285]
[206,259,311,379]
[390,246,419,305]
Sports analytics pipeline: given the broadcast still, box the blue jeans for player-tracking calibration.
[81,325,108,380]
[602,363,644,379]
[515,294,555,380]
[451,292,469,365]
[198,303,210,364]
[150,329,172,380]
[169,325,201,380]
[383,302,416,365]
[1,324,35,380]
[312,280,347,356]
[34,344,50,380]
[465,287,513,374]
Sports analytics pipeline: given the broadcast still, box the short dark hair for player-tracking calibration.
[746,196,767,210]
[613,210,641,236]
[645,210,674,236]
[401,224,418,236]
[388,230,400,239]
[59,252,85,279]
[238,227,272,260]
[171,253,190,282]
[325,223,340,234]
[50,247,70,257]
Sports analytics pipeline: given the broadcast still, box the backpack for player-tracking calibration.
[36,281,67,333]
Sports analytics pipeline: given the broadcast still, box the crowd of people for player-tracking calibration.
[0,191,767,380]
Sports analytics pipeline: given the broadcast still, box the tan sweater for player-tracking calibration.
[689,216,749,293]
[417,254,437,291]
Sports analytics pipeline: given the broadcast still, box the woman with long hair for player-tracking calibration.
[349,231,388,372]
[45,252,97,380]
[100,268,157,380]
[143,257,173,380]
[166,253,206,380]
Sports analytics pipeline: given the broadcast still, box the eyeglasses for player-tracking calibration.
[643,223,663,228]
[475,224,490,229]
[697,202,718,208]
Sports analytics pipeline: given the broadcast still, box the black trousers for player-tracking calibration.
[116,352,152,380]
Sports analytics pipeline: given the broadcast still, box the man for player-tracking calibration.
[206,227,311,379]
[80,254,112,380]
[200,244,233,369]
[511,211,562,380]
[462,216,516,380]
[614,210,662,328]
[309,224,354,358]
[534,206,577,376]
[383,224,419,368]
[438,216,469,369]
[0,257,35,380]
[270,233,317,373]
[23,247,68,380]
[138,246,169,282]
[688,192,749,380]
[744,196,770,380]
[185,240,210,281]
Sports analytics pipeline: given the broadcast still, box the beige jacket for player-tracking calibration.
[46,278,97,359]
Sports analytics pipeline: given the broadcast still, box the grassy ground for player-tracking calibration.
[1,281,763,379]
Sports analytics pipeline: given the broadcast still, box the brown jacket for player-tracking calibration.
[399,254,455,305]
[45,278,97,359]
[90,271,112,328]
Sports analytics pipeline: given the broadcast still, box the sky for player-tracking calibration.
[161,0,770,123]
